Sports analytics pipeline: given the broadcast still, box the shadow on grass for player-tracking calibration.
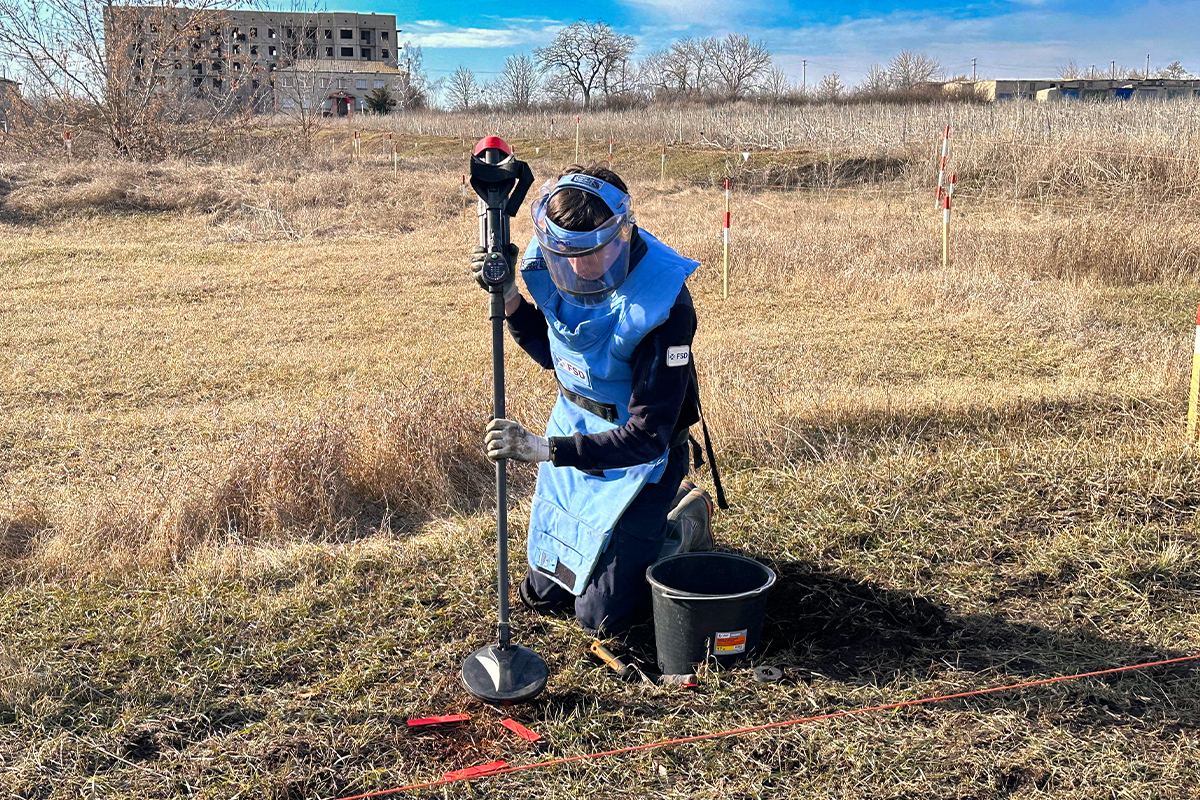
[748,558,1199,723]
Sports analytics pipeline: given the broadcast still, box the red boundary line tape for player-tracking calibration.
[500,719,543,743]
[334,653,1200,800]
[406,714,469,728]
[441,760,507,780]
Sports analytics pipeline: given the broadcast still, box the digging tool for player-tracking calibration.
[460,136,548,705]
[589,640,656,685]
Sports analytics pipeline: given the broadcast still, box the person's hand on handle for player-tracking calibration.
[485,418,550,463]
[470,243,520,304]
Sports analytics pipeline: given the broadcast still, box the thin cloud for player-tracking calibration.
[402,21,560,49]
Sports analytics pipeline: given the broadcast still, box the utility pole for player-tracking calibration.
[1111,60,1116,80]
[802,59,807,92]
[971,58,977,82]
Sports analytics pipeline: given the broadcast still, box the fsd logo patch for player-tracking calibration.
[556,356,591,387]
[666,345,691,367]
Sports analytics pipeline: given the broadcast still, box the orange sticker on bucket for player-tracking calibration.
[714,630,747,654]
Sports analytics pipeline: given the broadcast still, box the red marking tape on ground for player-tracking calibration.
[441,761,508,780]
[336,653,1199,799]
[500,719,542,743]
[405,714,469,728]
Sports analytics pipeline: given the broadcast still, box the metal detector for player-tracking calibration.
[459,136,548,705]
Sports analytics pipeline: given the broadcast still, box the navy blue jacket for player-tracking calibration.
[506,229,699,472]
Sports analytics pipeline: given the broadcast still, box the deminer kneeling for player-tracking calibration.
[471,163,724,637]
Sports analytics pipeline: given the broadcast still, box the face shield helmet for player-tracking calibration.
[530,173,634,307]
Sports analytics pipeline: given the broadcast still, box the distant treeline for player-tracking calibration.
[441,22,962,111]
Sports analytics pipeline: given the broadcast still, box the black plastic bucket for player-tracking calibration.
[645,552,777,675]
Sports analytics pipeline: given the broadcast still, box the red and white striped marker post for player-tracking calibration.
[722,178,731,299]
[392,142,398,177]
[1189,302,1200,441]
[608,133,613,168]
[65,129,72,163]
[941,192,951,269]
[660,146,666,186]
[948,172,956,202]
[935,124,950,208]
[353,130,360,161]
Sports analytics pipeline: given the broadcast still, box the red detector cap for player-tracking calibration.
[474,136,512,156]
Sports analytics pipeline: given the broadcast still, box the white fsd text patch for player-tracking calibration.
[556,356,590,387]
[666,345,691,367]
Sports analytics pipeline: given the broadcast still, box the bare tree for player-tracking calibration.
[854,63,891,96]
[275,59,327,142]
[534,20,635,108]
[495,53,539,111]
[1158,60,1192,79]
[817,72,843,102]
[394,41,434,110]
[273,5,336,147]
[887,50,941,89]
[637,49,671,99]
[760,65,791,102]
[444,65,478,110]
[0,0,253,158]
[639,40,701,100]
[704,34,772,100]
[541,70,581,107]
[604,55,639,104]
[1058,60,1083,80]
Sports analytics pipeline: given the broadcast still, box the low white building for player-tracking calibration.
[944,78,1200,102]
[273,59,405,116]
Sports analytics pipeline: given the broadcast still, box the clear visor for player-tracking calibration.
[531,186,634,307]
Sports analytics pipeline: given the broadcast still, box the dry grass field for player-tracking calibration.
[1,102,1200,798]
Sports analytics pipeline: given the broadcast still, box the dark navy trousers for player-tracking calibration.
[522,443,689,636]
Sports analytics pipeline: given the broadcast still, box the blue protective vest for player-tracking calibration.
[521,230,699,595]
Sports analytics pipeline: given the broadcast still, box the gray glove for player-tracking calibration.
[470,244,519,302]
[485,418,550,463]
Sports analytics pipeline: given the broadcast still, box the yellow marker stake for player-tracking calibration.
[1190,302,1200,441]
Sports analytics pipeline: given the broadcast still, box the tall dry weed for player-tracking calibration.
[26,383,540,581]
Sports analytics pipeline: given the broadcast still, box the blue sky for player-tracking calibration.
[353,1,1198,95]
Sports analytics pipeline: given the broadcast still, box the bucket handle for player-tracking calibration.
[650,567,776,603]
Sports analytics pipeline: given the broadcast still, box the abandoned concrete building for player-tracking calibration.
[944,78,1200,102]
[102,6,406,115]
